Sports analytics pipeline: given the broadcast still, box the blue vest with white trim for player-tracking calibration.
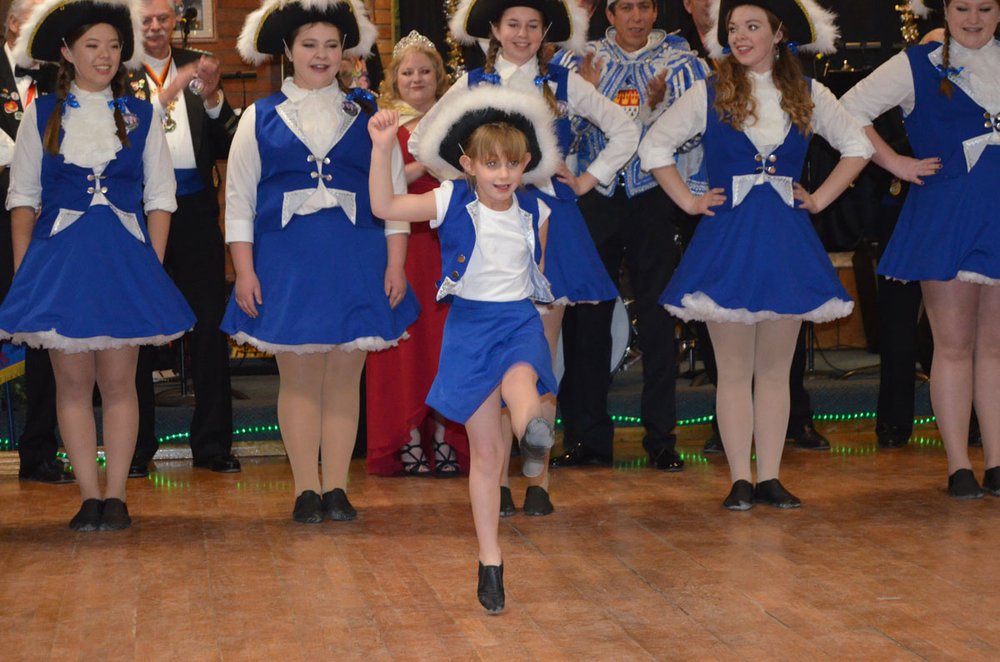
[32,94,151,240]
[436,180,551,303]
[252,91,377,236]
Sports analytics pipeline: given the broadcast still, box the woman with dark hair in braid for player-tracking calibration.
[0,0,193,531]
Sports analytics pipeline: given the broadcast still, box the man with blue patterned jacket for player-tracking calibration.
[552,0,707,472]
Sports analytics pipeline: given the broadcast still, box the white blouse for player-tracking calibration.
[431,180,550,302]
[409,53,640,188]
[225,78,407,244]
[841,39,1000,123]
[639,72,874,172]
[8,83,176,214]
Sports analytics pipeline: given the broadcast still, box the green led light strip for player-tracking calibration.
[0,413,942,452]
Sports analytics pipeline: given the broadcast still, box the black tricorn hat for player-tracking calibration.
[238,0,378,65]
[449,0,588,53]
[710,0,840,57]
[15,0,143,68]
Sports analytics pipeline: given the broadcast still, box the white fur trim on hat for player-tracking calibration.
[237,0,377,66]
[415,85,561,187]
[908,0,937,18]
[706,0,840,58]
[14,0,146,69]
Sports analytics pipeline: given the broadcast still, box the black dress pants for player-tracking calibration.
[559,185,679,458]
[134,188,233,463]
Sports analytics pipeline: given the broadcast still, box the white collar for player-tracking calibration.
[605,29,667,59]
[494,53,539,79]
[69,82,113,102]
[281,77,344,103]
[947,37,1000,64]
[144,49,173,71]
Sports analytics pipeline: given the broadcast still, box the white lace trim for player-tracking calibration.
[665,291,854,324]
[957,270,1000,286]
[0,329,186,353]
[229,331,408,355]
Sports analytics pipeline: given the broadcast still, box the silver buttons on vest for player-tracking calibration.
[308,155,331,184]
[754,152,777,175]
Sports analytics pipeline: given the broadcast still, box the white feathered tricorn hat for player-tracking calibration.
[14,0,145,69]
[416,85,561,187]
[705,0,840,58]
[449,0,589,54]
[238,0,378,66]
[908,0,942,18]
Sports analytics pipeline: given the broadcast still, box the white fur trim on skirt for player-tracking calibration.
[665,291,854,325]
[1,329,187,353]
[229,331,408,355]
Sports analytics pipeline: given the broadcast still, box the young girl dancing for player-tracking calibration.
[416,0,637,516]
[842,0,1000,498]
[0,0,194,530]
[227,0,419,523]
[638,0,872,509]
[370,85,560,613]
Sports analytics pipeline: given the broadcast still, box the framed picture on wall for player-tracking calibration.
[171,0,216,42]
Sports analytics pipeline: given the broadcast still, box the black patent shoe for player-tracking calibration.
[948,469,984,499]
[19,458,75,484]
[99,498,132,531]
[549,443,612,468]
[477,562,505,614]
[128,459,150,478]
[753,479,802,509]
[723,480,754,511]
[523,486,554,516]
[788,424,831,451]
[983,467,1000,497]
[321,488,358,521]
[193,455,242,473]
[703,431,725,455]
[292,490,323,524]
[68,499,103,531]
[499,486,516,518]
[649,449,685,472]
[876,423,910,448]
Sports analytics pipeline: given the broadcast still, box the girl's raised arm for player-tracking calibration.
[369,110,438,223]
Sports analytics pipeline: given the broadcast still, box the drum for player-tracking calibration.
[554,297,634,382]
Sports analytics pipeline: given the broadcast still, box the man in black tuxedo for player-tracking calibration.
[128,0,239,475]
[2,0,72,484]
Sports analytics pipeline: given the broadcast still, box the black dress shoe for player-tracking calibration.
[549,443,612,468]
[723,480,753,511]
[876,424,910,449]
[321,488,357,521]
[477,562,505,614]
[499,486,516,518]
[19,458,75,484]
[983,467,1000,497]
[649,448,685,472]
[68,499,103,531]
[703,431,725,455]
[948,469,984,499]
[523,486,554,516]
[128,459,150,478]
[292,490,323,523]
[193,455,242,473]
[753,479,802,508]
[99,498,132,531]
[788,424,830,451]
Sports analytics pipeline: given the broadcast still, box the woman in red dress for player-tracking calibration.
[365,32,471,476]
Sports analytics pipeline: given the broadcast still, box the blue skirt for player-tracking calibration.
[879,149,1000,285]
[0,205,194,351]
[534,182,618,305]
[221,207,420,353]
[427,297,557,424]
[660,187,853,324]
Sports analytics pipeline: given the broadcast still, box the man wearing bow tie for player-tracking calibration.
[1,0,72,484]
[128,0,240,476]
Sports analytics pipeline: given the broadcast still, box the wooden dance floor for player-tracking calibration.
[2,422,999,660]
